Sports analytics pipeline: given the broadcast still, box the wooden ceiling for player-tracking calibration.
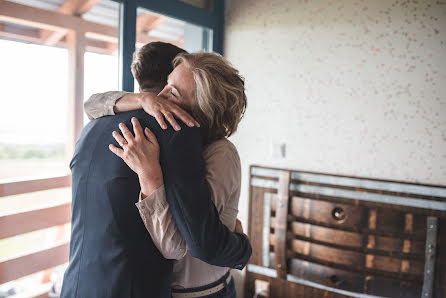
[0,0,184,54]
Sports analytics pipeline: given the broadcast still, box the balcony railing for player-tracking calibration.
[0,175,71,298]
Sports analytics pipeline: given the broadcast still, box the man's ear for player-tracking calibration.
[139,87,142,93]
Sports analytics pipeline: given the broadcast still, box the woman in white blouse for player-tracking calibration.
[85,52,247,298]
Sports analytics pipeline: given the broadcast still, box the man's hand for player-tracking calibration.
[138,93,200,131]
[235,219,244,234]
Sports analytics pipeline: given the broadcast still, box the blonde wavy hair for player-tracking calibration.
[173,52,247,144]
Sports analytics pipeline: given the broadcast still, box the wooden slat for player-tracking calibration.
[287,237,425,277]
[0,23,41,42]
[246,271,348,298]
[0,202,71,239]
[41,0,101,45]
[287,196,369,231]
[0,0,116,42]
[271,231,424,260]
[0,1,182,51]
[287,215,425,243]
[247,186,269,265]
[9,282,53,298]
[136,13,167,33]
[251,164,446,201]
[288,238,425,273]
[66,30,85,159]
[286,220,423,255]
[0,242,69,284]
[274,171,290,279]
[0,23,113,54]
[0,175,71,197]
[286,251,422,283]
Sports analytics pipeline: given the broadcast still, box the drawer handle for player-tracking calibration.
[332,207,346,221]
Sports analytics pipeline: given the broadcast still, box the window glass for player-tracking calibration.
[134,7,213,92]
[83,0,120,124]
[0,39,69,180]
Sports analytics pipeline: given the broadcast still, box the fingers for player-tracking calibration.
[144,127,159,147]
[170,107,200,128]
[109,144,124,158]
[131,117,143,139]
[112,131,127,147]
[119,123,134,143]
[162,111,181,131]
[153,111,168,130]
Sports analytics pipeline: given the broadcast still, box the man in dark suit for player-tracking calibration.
[60,43,251,298]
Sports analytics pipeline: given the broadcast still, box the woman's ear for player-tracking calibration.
[139,87,142,93]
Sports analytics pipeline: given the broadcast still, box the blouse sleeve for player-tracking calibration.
[84,91,128,120]
[135,185,188,260]
[135,140,241,260]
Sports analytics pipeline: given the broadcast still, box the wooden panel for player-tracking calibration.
[288,238,424,276]
[365,276,421,298]
[66,30,85,159]
[40,0,101,45]
[0,0,116,42]
[287,196,369,230]
[8,282,53,298]
[274,171,290,279]
[248,186,272,265]
[434,218,446,298]
[0,1,179,47]
[246,271,348,298]
[286,221,425,257]
[0,175,71,197]
[0,202,71,239]
[247,166,446,297]
[375,208,426,238]
[0,242,69,284]
[289,258,365,293]
[289,258,421,297]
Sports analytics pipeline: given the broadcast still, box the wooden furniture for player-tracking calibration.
[245,165,446,298]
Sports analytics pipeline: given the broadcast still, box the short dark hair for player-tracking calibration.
[131,42,187,92]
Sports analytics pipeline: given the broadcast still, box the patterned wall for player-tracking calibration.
[225,0,446,189]
[224,2,445,293]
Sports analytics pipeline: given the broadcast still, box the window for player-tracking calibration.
[0,0,224,296]
[0,0,119,295]
[133,7,213,92]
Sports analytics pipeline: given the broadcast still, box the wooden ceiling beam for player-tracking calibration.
[0,0,116,43]
[0,1,183,54]
[0,23,41,43]
[41,0,101,46]
[136,13,167,34]
[0,23,113,55]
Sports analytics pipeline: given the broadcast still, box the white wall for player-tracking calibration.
[224,0,446,295]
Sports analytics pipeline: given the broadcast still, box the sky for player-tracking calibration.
[0,39,119,145]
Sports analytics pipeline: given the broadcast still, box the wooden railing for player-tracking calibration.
[0,175,71,297]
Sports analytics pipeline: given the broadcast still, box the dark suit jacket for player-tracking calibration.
[60,110,252,298]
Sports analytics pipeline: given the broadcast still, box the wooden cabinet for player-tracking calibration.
[245,166,446,298]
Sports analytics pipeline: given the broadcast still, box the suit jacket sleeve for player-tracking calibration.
[160,126,252,269]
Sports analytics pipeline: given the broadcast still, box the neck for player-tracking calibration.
[141,87,162,94]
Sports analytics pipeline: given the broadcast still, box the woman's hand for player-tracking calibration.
[234,219,244,234]
[109,117,163,197]
[138,93,200,131]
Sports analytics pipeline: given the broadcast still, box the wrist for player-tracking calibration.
[136,93,144,108]
[138,165,163,198]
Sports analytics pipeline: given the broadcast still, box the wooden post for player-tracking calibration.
[274,171,290,279]
[65,30,85,161]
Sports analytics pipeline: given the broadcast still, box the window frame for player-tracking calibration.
[115,0,225,91]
